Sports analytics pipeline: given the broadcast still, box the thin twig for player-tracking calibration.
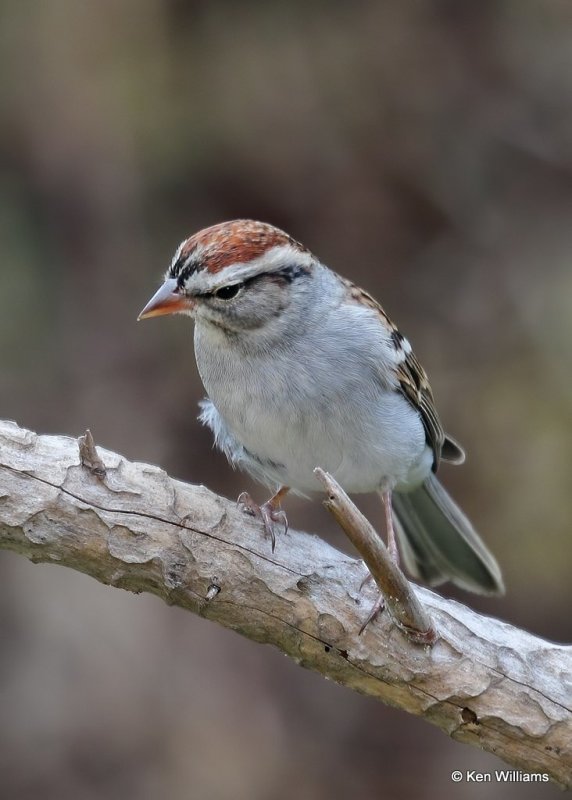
[78,429,107,478]
[314,468,437,644]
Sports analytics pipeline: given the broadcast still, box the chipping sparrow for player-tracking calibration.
[139,220,504,596]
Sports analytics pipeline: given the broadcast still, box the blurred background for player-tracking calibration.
[1,1,571,798]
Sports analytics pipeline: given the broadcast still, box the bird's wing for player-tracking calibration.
[343,279,464,470]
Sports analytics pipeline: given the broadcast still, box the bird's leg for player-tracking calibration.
[361,489,399,586]
[381,488,399,565]
[237,486,290,552]
[360,489,398,633]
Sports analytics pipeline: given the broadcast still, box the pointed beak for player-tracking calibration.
[137,279,194,320]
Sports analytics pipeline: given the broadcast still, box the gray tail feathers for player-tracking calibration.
[392,473,504,595]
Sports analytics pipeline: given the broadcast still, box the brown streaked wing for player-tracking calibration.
[343,278,446,469]
[395,349,445,471]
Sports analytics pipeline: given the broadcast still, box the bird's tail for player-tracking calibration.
[392,473,504,595]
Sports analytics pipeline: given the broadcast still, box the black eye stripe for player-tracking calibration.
[214,284,242,300]
[179,264,310,299]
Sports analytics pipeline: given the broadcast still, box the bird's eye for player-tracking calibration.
[214,284,242,300]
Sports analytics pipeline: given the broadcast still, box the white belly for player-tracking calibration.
[195,324,431,494]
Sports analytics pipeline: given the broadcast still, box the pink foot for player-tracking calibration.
[237,492,288,552]
[359,593,386,636]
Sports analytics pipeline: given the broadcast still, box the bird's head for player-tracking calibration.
[138,220,316,333]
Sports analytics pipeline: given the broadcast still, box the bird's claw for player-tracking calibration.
[237,492,288,552]
[237,491,259,516]
[359,593,386,636]
[359,569,375,593]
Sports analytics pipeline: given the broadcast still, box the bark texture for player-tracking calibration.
[0,419,570,788]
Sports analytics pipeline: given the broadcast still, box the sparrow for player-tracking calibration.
[139,220,504,597]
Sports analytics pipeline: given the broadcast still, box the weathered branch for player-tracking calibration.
[0,419,570,787]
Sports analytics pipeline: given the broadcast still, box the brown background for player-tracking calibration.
[1,2,570,798]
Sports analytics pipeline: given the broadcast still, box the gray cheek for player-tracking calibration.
[236,286,289,328]
[198,289,286,332]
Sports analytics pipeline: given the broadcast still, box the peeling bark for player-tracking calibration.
[0,419,570,788]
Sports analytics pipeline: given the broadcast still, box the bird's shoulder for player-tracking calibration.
[339,275,464,469]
